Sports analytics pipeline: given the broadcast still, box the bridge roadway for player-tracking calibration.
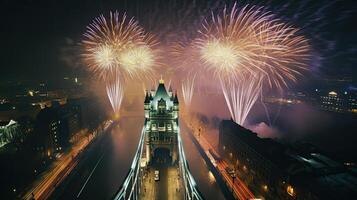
[139,164,184,200]
[50,116,224,200]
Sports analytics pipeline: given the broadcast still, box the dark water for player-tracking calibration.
[61,117,144,200]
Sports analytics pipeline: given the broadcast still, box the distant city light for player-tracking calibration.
[328,91,337,96]
[243,165,247,171]
[28,90,34,96]
[287,185,295,196]
[208,171,216,183]
[263,184,268,192]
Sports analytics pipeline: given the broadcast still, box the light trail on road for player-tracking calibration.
[22,132,95,200]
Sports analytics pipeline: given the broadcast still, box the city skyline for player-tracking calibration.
[0,0,357,200]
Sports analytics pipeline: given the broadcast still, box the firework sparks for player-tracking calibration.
[181,73,196,108]
[221,75,263,125]
[106,78,124,117]
[171,41,201,111]
[196,3,310,125]
[200,40,239,75]
[197,3,310,88]
[82,11,158,81]
[119,45,156,77]
[82,11,159,118]
[93,44,116,70]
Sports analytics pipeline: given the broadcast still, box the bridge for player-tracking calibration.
[113,79,204,200]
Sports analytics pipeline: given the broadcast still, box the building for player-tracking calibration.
[263,88,357,114]
[219,119,357,200]
[35,101,82,156]
[144,78,179,164]
[319,90,357,113]
[0,120,23,148]
[66,97,103,130]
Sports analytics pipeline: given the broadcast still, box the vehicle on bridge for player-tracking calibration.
[154,170,160,181]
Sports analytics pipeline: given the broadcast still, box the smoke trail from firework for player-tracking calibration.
[196,3,310,125]
[181,74,197,108]
[106,78,124,116]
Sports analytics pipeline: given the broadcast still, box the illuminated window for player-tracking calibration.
[151,124,157,130]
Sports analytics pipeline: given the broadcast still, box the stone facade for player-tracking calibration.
[144,79,179,164]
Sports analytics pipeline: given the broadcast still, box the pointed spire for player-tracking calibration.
[174,91,179,104]
[144,91,150,103]
[159,75,164,84]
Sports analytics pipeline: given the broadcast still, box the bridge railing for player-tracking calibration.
[177,126,204,200]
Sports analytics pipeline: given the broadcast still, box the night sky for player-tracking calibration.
[1,0,356,80]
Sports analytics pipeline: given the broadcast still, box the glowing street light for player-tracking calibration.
[287,185,295,196]
[262,184,268,192]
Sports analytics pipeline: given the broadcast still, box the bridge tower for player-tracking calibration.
[113,78,203,200]
[144,78,179,165]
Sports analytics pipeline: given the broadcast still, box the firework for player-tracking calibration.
[93,44,116,70]
[82,11,158,81]
[170,41,200,70]
[170,41,201,111]
[82,11,159,118]
[196,3,310,125]
[221,75,263,125]
[106,78,124,117]
[119,45,157,78]
[181,73,196,108]
[197,3,310,88]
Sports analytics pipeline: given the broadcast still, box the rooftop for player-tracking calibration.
[219,119,357,199]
